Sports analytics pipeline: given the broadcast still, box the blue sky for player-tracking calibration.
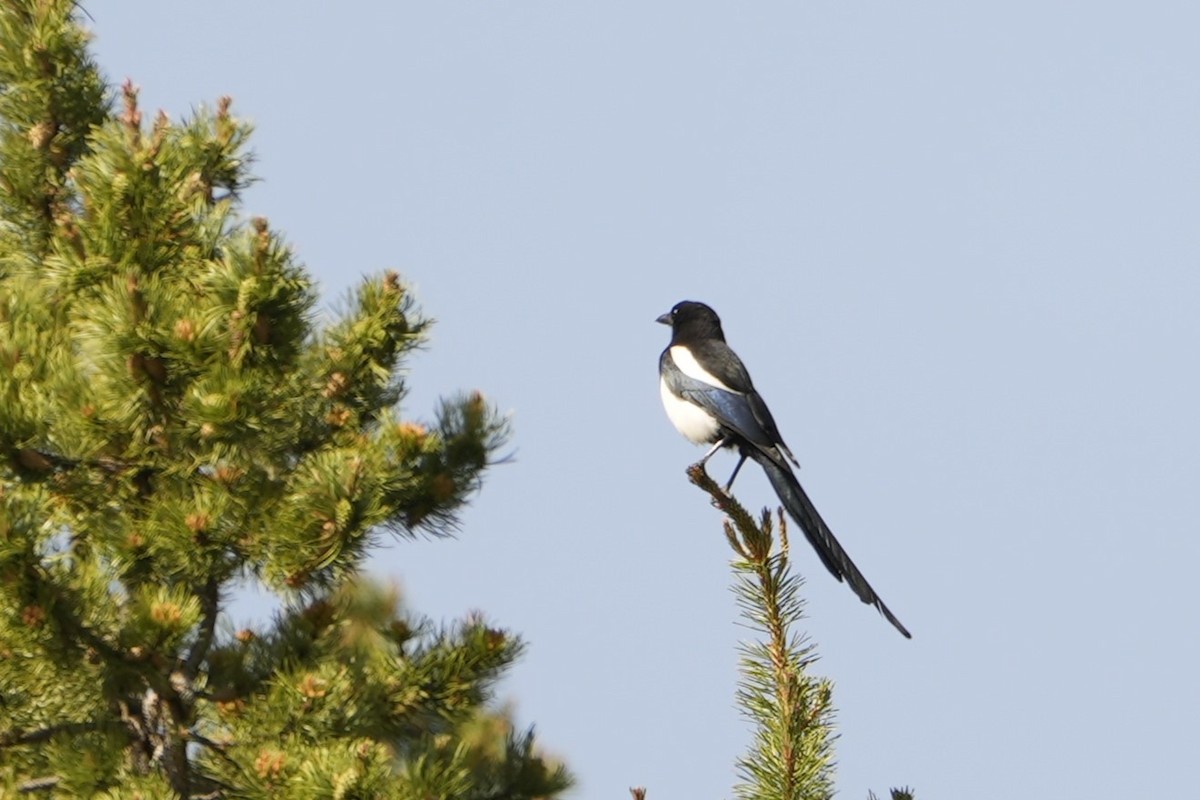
[89,2,1200,797]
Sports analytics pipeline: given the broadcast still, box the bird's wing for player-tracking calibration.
[663,345,797,467]
[687,340,800,467]
[743,386,799,468]
[661,352,783,461]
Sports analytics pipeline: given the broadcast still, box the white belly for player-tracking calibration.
[660,376,720,444]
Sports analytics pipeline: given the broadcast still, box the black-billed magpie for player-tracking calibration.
[658,300,911,639]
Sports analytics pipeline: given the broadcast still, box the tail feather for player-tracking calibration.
[753,451,912,639]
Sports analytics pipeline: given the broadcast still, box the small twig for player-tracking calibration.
[191,731,244,772]
[18,775,60,793]
[0,720,110,748]
[186,769,237,800]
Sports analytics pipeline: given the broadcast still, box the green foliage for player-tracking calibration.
[0,2,569,797]
[0,0,108,254]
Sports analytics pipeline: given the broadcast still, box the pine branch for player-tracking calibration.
[0,720,116,748]
[688,464,835,800]
[22,563,197,790]
[24,563,136,669]
[183,575,221,678]
[184,734,243,799]
[161,700,192,797]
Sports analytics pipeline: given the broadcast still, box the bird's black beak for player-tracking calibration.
[656,312,672,326]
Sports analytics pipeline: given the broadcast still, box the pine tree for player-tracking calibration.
[0,2,570,797]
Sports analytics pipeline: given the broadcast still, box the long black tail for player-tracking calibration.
[752,450,912,639]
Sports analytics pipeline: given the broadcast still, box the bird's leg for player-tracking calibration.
[723,453,748,493]
[691,438,726,472]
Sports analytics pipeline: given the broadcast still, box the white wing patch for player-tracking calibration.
[660,376,720,444]
[669,345,738,392]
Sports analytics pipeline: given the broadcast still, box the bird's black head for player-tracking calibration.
[656,300,726,342]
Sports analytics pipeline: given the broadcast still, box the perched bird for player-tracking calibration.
[658,300,911,638]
